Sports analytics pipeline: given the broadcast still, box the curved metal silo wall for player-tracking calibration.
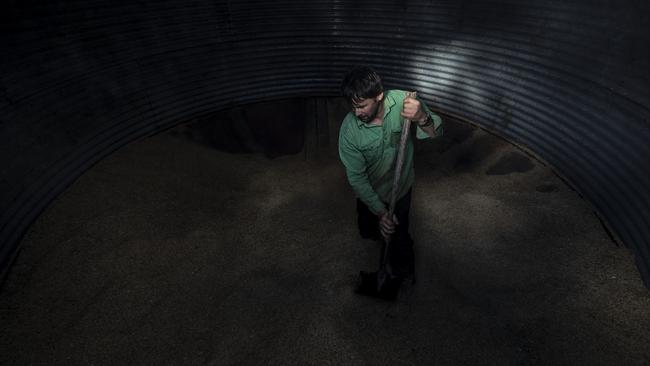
[1,0,649,285]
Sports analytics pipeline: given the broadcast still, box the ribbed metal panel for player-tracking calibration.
[1,0,649,285]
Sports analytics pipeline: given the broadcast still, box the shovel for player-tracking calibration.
[356,91,417,300]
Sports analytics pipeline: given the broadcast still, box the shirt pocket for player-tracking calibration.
[389,124,403,148]
[359,140,382,162]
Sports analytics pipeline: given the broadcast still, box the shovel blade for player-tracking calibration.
[355,270,401,301]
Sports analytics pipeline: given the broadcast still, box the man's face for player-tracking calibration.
[351,93,383,123]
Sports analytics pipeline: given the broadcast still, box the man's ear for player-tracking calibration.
[375,92,384,102]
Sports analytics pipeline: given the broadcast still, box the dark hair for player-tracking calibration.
[340,66,383,102]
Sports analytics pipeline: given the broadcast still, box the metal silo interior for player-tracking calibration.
[1,1,649,364]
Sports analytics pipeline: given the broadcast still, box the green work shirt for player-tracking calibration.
[338,89,443,215]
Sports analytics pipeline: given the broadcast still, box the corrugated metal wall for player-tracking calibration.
[1,0,649,286]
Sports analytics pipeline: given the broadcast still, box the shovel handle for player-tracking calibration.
[382,90,417,266]
[387,90,416,218]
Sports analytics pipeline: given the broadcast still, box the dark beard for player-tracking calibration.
[359,102,380,123]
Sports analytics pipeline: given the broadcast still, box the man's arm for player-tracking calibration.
[415,112,443,139]
[401,93,443,139]
[338,129,386,215]
[339,133,401,237]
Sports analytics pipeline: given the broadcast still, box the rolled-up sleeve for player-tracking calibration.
[415,96,444,140]
[338,128,385,215]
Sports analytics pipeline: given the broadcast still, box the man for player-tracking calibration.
[338,66,443,295]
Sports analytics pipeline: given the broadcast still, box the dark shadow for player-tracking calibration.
[486,152,534,175]
[169,98,309,158]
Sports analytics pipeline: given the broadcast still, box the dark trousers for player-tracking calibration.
[356,189,415,278]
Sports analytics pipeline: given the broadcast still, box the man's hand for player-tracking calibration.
[378,209,399,239]
[400,94,427,123]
